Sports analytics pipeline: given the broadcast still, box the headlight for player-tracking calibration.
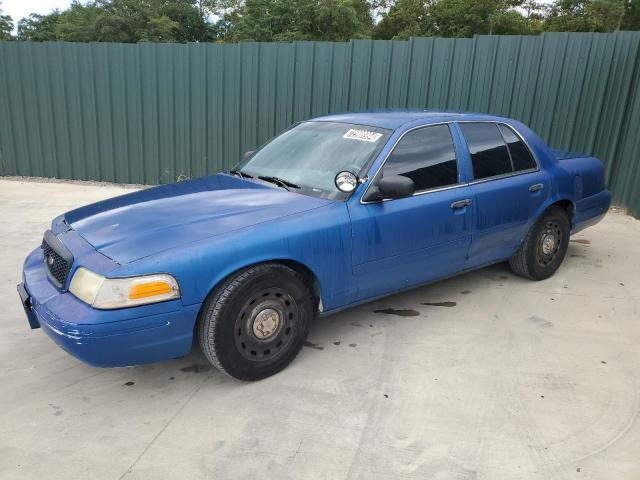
[69,267,180,309]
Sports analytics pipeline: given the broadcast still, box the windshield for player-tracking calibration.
[236,121,391,199]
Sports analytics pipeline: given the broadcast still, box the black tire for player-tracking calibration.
[198,263,315,381]
[509,206,570,281]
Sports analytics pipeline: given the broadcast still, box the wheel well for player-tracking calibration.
[205,260,323,313]
[277,260,323,311]
[550,199,574,221]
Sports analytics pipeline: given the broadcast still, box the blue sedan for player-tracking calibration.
[18,111,611,380]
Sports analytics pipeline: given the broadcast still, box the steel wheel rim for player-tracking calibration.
[536,221,562,266]
[234,287,298,362]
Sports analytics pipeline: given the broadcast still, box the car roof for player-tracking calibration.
[309,109,509,130]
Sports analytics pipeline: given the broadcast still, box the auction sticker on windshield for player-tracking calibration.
[343,129,383,142]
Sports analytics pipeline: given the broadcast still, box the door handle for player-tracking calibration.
[451,199,472,209]
[529,183,544,193]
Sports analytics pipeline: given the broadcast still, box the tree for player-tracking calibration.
[159,1,214,41]
[0,1,14,40]
[621,0,640,29]
[15,0,213,43]
[17,12,62,41]
[544,0,626,32]
[373,0,432,39]
[374,0,537,39]
[57,3,102,42]
[430,0,529,37]
[218,0,373,42]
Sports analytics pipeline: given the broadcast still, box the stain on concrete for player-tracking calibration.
[49,404,63,416]
[422,301,456,307]
[303,341,323,350]
[124,381,135,386]
[169,376,175,380]
[500,275,509,280]
[528,315,553,328]
[374,308,420,316]
[383,394,389,398]
[333,341,341,346]
[350,322,363,327]
[570,254,587,258]
[460,290,471,295]
[348,343,357,348]
[601,360,607,365]
[619,282,625,286]
[571,239,591,245]
[180,364,211,373]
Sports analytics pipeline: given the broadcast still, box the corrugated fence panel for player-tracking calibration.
[0,33,639,217]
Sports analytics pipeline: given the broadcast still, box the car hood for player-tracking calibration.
[64,174,331,264]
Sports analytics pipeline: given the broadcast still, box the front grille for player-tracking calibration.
[42,231,73,289]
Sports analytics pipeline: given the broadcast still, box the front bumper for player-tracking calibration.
[19,247,201,368]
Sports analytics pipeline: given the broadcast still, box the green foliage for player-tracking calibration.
[622,0,640,29]
[16,0,213,42]
[374,0,546,38]
[544,0,626,32]
[430,0,502,37]
[219,0,373,41]
[17,12,61,41]
[373,0,431,39]
[374,0,632,39]
[0,2,14,40]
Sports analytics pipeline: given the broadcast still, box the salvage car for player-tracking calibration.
[18,111,611,380]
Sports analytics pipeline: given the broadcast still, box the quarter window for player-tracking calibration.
[498,124,537,171]
[459,122,512,180]
[382,125,458,192]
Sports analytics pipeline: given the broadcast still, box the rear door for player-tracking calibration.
[457,122,550,266]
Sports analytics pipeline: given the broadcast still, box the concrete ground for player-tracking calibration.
[0,178,639,480]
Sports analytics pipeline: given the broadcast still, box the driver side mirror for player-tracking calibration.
[365,175,415,202]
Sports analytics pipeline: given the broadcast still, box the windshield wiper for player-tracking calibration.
[258,176,300,191]
[228,169,253,179]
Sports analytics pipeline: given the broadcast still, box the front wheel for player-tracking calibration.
[198,263,315,381]
[509,206,570,281]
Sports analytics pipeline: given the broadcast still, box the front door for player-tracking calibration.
[348,124,474,302]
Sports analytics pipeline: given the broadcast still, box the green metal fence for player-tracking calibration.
[1,33,639,217]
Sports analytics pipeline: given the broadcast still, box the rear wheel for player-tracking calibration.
[509,206,570,280]
[198,263,314,381]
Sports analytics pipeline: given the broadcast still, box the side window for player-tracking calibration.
[498,124,537,171]
[382,125,458,192]
[459,122,513,180]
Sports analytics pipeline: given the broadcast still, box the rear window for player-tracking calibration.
[498,124,537,171]
[459,123,512,180]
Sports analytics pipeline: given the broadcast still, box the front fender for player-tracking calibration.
[114,202,354,313]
